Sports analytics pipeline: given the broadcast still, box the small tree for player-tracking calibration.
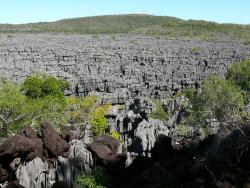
[66,95,98,126]
[150,99,168,121]
[0,82,29,136]
[226,60,250,104]
[66,95,111,136]
[191,75,244,122]
[91,104,111,136]
[226,60,250,92]
[21,74,69,129]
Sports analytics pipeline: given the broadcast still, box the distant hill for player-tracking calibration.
[1,14,250,42]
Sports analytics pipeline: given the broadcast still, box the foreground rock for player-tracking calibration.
[129,118,169,156]
[88,135,127,173]
[0,123,71,187]
[57,139,93,188]
[113,123,250,188]
[41,122,69,157]
[0,126,43,167]
[15,157,55,188]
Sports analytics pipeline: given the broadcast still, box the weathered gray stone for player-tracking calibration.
[57,140,93,188]
[129,118,169,156]
[15,157,56,188]
[0,34,249,103]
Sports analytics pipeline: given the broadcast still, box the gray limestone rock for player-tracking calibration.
[15,157,56,188]
[57,140,93,188]
[129,118,169,156]
[0,34,249,103]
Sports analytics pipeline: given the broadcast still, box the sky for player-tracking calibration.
[0,0,249,24]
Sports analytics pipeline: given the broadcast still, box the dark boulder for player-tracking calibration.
[19,126,39,139]
[0,133,43,164]
[113,156,156,188]
[0,164,8,182]
[88,135,126,172]
[52,181,71,188]
[88,135,120,159]
[60,125,74,142]
[5,181,25,188]
[41,122,69,157]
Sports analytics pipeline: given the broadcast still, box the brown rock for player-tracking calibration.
[0,164,8,182]
[90,135,120,155]
[19,126,38,139]
[41,122,69,157]
[88,135,126,172]
[5,181,25,188]
[60,125,74,142]
[0,134,43,162]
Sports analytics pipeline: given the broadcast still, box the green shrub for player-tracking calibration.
[66,95,111,136]
[66,95,99,126]
[91,104,111,135]
[150,99,168,121]
[0,82,29,136]
[183,88,196,101]
[21,74,69,100]
[77,175,97,188]
[0,75,72,137]
[226,60,250,93]
[191,75,244,122]
[77,167,107,188]
[244,39,250,46]
[21,74,69,129]
[109,131,121,140]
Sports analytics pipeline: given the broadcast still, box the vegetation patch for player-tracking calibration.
[150,99,168,121]
[1,15,250,41]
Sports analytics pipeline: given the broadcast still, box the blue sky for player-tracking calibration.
[0,0,249,24]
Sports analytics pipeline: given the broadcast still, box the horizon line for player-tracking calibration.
[0,14,249,26]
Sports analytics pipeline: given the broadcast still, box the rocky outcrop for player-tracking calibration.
[15,157,55,188]
[0,34,249,101]
[0,123,72,187]
[56,139,93,188]
[129,118,169,156]
[87,135,127,173]
[0,130,43,163]
[41,122,69,157]
[112,123,250,188]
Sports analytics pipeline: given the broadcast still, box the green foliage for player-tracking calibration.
[21,74,69,100]
[77,175,97,188]
[190,75,244,122]
[150,99,168,121]
[109,131,121,140]
[191,47,201,53]
[31,96,67,129]
[66,95,111,136]
[21,74,69,128]
[183,88,196,101]
[0,15,250,41]
[0,75,70,137]
[0,82,29,136]
[91,104,111,136]
[66,95,98,126]
[244,38,250,46]
[226,60,250,93]
[76,167,107,188]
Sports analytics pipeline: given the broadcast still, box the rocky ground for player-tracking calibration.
[0,92,249,188]
[0,34,250,188]
[1,116,250,188]
[0,34,250,102]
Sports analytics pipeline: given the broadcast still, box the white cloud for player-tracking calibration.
[81,6,87,11]
[133,10,158,15]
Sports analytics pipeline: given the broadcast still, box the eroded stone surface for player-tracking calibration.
[0,34,249,102]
